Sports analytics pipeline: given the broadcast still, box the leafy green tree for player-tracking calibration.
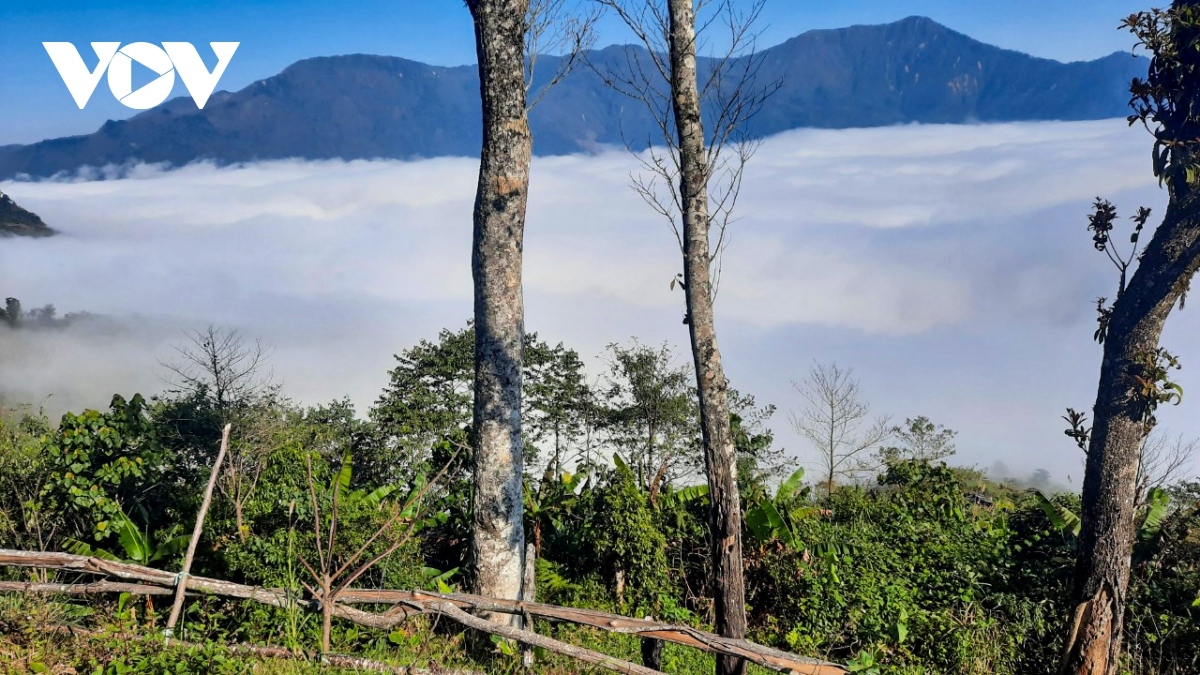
[600,340,698,497]
[372,327,475,465]
[525,342,593,477]
[581,461,670,610]
[42,394,179,543]
[372,325,595,475]
[2,297,21,328]
[878,416,957,465]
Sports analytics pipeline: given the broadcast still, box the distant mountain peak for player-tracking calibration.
[0,190,55,238]
[0,19,1148,181]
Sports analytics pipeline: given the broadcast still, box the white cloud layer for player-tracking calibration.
[2,119,1197,482]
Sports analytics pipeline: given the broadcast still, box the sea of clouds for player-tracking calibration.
[1,119,1195,483]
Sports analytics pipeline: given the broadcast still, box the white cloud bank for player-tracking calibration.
[2,119,1196,482]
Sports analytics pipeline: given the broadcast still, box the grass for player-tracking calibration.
[0,594,783,675]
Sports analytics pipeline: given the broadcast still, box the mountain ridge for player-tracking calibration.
[0,190,55,237]
[0,16,1146,181]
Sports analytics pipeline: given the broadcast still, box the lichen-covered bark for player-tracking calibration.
[465,0,531,622]
[665,2,747,674]
[1063,188,1200,675]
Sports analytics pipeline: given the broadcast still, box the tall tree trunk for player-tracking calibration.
[466,0,531,624]
[665,2,747,673]
[1063,192,1200,675]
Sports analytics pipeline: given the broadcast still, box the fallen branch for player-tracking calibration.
[0,581,171,596]
[0,548,846,674]
[429,600,661,675]
[340,589,845,674]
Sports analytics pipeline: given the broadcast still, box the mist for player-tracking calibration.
[2,119,1196,483]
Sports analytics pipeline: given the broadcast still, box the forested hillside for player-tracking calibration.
[1,322,1198,673]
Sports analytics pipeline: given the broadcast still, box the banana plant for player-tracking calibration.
[334,451,423,513]
[524,469,586,556]
[65,505,189,568]
[420,565,460,593]
[745,468,810,551]
[1028,487,1171,563]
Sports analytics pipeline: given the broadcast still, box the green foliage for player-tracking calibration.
[1033,489,1082,539]
[1133,347,1184,426]
[4,324,1200,674]
[0,406,56,550]
[1124,4,1200,190]
[878,416,957,465]
[600,340,698,491]
[745,468,809,551]
[744,461,1069,673]
[64,504,189,567]
[586,461,671,610]
[42,394,177,543]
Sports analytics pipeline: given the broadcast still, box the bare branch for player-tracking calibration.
[591,0,778,302]
[1136,429,1198,502]
[526,0,601,109]
[790,362,892,492]
[159,326,275,418]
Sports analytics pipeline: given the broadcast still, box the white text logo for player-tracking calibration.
[43,42,239,110]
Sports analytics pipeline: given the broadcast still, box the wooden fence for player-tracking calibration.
[0,548,846,675]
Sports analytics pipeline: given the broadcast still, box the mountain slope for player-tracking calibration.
[0,190,54,237]
[0,17,1145,180]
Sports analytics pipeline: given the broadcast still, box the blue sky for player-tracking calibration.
[0,0,1154,145]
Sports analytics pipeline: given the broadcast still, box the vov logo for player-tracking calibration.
[43,42,239,110]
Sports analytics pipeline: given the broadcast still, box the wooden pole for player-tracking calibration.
[641,615,663,670]
[164,423,231,636]
[521,542,536,669]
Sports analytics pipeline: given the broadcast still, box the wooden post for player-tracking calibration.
[641,615,663,670]
[164,423,231,637]
[521,542,536,669]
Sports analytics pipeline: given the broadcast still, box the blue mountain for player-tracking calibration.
[0,17,1145,180]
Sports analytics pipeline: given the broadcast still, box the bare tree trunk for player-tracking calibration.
[234,500,247,542]
[665,2,747,673]
[321,574,334,655]
[466,0,531,624]
[826,420,835,496]
[1063,197,1200,675]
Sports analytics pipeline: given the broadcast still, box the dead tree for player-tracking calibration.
[160,325,278,539]
[1061,5,1200,674]
[592,2,776,673]
[790,363,891,495]
[160,326,274,420]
